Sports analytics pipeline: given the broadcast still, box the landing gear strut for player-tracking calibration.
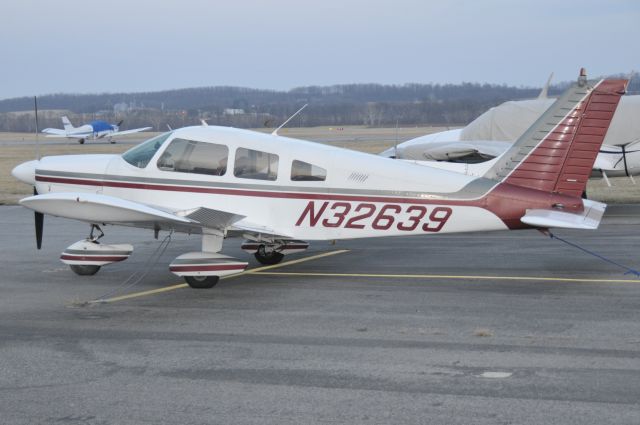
[89,224,104,242]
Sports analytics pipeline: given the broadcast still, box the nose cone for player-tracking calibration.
[12,160,38,185]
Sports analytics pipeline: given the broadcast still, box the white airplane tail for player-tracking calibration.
[61,116,74,132]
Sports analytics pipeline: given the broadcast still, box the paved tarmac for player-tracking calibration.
[1,205,640,424]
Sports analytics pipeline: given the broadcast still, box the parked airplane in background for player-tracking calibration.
[42,116,151,144]
[381,80,640,183]
[12,71,627,288]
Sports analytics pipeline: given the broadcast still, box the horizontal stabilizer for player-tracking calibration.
[41,128,71,137]
[521,199,606,230]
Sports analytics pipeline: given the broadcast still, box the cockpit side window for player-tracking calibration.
[234,147,278,180]
[291,160,326,181]
[122,132,173,168]
[157,138,228,176]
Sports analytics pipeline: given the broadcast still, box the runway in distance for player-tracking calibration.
[12,71,628,288]
[42,116,151,144]
[381,76,640,185]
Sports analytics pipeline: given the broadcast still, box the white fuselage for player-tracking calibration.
[32,126,510,240]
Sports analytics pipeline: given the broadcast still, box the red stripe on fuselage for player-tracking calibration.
[36,175,477,205]
[36,174,584,230]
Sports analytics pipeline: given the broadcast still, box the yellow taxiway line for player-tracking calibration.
[251,271,640,284]
[92,249,350,304]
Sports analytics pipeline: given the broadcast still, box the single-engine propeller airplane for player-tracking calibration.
[42,116,151,144]
[12,70,628,288]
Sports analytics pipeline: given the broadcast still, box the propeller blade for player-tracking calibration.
[35,211,43,250]
[33,187,43,249]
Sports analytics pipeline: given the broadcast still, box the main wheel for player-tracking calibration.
[79,139,85,145]
[254,246,285,265]
[184,275,219,289]
[69,264,101,276]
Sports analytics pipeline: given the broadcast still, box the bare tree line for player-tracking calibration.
[1,77,637,132]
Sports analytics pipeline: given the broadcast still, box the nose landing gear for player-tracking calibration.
[61,225,133,276]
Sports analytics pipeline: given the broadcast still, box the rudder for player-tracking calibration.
[484,70,627,198]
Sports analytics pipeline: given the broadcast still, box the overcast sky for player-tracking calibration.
[2,0,638,100]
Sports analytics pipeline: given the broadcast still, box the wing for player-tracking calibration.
[110,127,152,137]
[19,192,246,234]
[229,220,294,239]
[398,140,511,161]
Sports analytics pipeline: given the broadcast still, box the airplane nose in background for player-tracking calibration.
[11,160,38,185]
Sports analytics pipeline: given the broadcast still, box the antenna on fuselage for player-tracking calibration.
[34,96,40,160]
[394,119,399,158]
[271,104,308,136]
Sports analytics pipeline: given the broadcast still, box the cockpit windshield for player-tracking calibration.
[122,132,173,168]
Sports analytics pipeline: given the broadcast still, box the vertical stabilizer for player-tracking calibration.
[61,116,74,132]
[485,70,628,198]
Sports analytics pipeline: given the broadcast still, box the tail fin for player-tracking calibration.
[537,72,554,99]
[61,116,74,132]
[485,70,628,198]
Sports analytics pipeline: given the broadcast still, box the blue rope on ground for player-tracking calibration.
[547,231,640,277]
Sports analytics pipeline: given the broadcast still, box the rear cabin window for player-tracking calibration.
[234,148,279,180]
[291,160,327,181]
[157,138,228,176]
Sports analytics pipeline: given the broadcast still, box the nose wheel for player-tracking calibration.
[69,264,101,276]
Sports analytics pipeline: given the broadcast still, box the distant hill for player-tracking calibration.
[1,76,637,132]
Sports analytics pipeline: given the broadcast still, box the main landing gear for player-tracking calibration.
[184,275,220,289]
[60,227,312,289]
[169,252,248,289]
[241,240,310,265]
[255,245,285,265]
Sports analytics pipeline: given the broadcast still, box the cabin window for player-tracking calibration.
[157,138,228,176]
[291,160,326,181]
[122,132,172,168]
[234,148,279,180]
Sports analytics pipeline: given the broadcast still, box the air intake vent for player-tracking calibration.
[348,172,369,182]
